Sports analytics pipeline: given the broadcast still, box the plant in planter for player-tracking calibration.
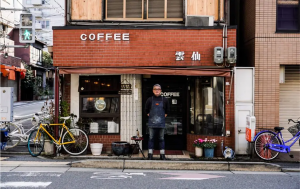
[193,138,205,157]
[202,139,217,158]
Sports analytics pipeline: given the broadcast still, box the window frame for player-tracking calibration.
[105,0,183,21]
[276,0,300,33]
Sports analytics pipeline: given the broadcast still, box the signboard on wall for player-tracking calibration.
[118,79,132,95]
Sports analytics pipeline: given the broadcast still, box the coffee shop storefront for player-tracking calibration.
[53,26,236,156]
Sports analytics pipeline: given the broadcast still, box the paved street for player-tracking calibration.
[13,100,53,120]
[1,164,299,189]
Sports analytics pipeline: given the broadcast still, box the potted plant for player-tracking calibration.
[202,139,217,158]
[193,138,205,157]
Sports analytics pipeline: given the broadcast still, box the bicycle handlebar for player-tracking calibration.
[288,119,300,124]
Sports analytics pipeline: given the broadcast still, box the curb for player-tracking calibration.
[71,159,282,172]
[281,168,300,172]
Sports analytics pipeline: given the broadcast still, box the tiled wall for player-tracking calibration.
[242,0,300,130]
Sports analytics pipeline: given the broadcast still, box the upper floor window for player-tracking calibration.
[106,0,183,21]
[277,0,300,32]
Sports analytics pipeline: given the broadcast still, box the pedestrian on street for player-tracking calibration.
[145,84,170,160]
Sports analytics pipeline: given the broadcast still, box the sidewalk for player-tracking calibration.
[2,147,299,172]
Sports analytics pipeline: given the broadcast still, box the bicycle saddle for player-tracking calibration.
[274,127,284,131]
[60,116,70,120]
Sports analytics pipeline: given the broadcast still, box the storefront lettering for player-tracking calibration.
[80,33,130,41]
[161,92,180,97]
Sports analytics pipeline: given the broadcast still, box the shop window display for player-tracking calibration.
[79,76,120,134]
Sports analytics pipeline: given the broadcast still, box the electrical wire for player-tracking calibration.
[52,0,65,11]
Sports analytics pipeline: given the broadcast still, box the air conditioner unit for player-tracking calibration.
[186,16,214,27]
[32,0,42,5]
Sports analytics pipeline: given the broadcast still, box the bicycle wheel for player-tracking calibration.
[62,129,88,156]
[254,131,281,160]
[28,129,45,157]
[5,122,21,149]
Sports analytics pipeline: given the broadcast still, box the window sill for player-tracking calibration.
[275,30,300,34]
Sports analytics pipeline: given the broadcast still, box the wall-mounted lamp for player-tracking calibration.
[4,52,8,59]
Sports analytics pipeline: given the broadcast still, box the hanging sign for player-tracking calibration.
[118,79,132,95]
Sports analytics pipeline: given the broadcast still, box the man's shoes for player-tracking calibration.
[148,153,153,160]
[160,154,166,160]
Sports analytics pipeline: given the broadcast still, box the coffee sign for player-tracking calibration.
[80,33,130,41]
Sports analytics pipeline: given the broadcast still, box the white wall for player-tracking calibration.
[120,75,143,147]
[70,74,79,117]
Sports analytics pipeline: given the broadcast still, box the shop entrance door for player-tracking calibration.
[142,75,187,150]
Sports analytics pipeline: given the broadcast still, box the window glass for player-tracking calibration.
[82,97,119,114]
[189,77,224,136]
[277,0,299,31]
[167,0,183,18]
[126,0,143,18]
[148,0,164,18]
[107,0,123,18]
[88,117,120,134]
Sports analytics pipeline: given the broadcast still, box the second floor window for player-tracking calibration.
[277,0,300,32]
[106,0,183,21]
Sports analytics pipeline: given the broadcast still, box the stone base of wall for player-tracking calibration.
[88,135,121,153]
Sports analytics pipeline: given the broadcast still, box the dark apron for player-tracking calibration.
[148,96,165,128]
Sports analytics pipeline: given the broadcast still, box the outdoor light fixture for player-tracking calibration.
[4,52,8,59]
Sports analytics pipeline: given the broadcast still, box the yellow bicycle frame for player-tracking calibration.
[34,123,76,145]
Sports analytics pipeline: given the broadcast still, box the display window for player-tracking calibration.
[79,76,120,134]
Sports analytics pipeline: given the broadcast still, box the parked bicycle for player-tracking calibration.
[0,103,54,150]
[27,115,89,157]
[254,118,300,160]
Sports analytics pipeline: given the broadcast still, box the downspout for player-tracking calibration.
[65,0,67,25]
[218,0,221,26]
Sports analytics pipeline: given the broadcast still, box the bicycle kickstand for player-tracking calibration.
[56,145,61,157]
[288,152,294,158]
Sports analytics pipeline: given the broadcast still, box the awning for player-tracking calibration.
[8,70,16,80]
[59,67,231,77]
[0,69,10,77]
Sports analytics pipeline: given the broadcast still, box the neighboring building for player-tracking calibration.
[240,0,300,151]
[1,0,26,101]
[53,0,238,155]
[22,0,65,46]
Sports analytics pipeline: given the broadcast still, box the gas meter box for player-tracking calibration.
[0,87,14,122]
[246,115,256,142]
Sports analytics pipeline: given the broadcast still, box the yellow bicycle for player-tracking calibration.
[27,116,89,157]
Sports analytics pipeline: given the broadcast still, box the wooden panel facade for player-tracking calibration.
[71,0,102,21]
[187,0,224,21]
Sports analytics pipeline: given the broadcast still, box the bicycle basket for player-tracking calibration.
[287,124,300,136]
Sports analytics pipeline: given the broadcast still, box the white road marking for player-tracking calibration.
[7,172,61,177]
[0,182,51,188]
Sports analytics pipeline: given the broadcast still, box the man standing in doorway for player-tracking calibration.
[145,84,170,160]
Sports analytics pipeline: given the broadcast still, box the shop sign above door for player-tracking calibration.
[175,51,201,61]
[80,33,130,41]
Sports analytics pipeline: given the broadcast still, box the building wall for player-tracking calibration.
[241,0,300,130]
[53,28,236,67]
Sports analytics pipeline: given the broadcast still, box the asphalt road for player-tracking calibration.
[1,167,299,189]
[13,101,45,118]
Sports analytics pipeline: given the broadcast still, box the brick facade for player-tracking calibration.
[55,27,237,155]
[53,28,236,67]
[242,0,300,130]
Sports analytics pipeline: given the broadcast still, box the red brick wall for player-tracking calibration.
[53,29,236,67]
[187,76,235,157]
[62,74,71,110]
[89,135,120,153]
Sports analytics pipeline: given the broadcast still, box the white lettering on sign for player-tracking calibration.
[161,92,180,97]
[191,52,201,61]
[80,33,130,41]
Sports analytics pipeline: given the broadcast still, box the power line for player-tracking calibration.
[52,0,65,11]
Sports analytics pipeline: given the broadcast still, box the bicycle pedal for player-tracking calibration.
[289,154,294,158]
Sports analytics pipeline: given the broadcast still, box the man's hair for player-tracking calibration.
[153,84,161,89]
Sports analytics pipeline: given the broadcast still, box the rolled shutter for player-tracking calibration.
[279,65,300,151]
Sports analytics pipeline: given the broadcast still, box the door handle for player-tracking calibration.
[238,129,241,133]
